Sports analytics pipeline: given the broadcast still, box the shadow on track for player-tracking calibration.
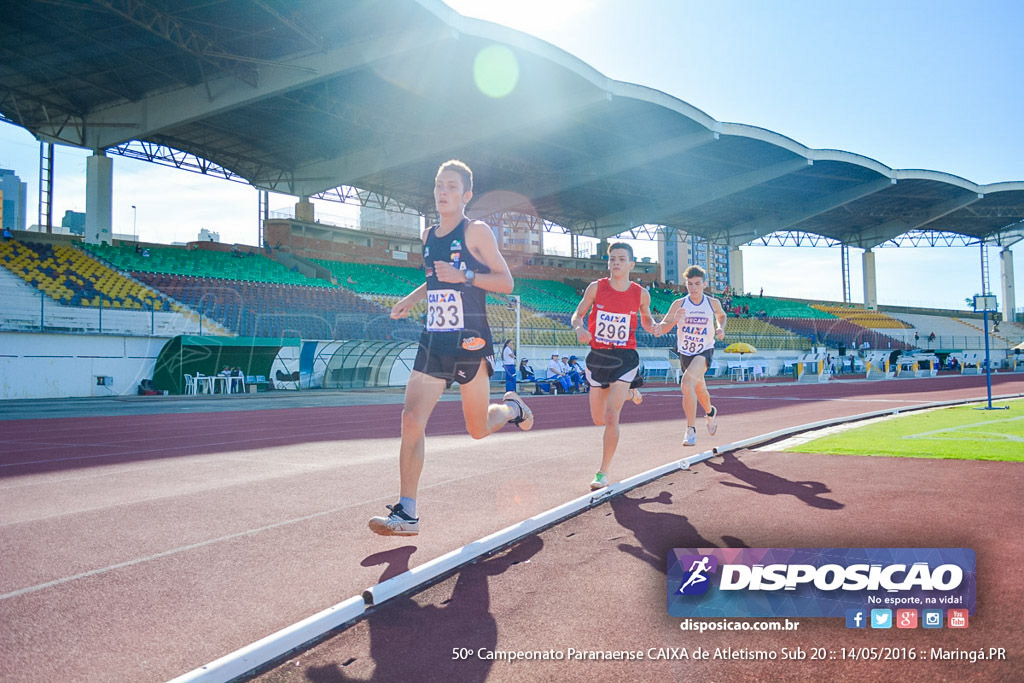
[610,490,748,573]
[703,451,844,510]
[305,535,543,682]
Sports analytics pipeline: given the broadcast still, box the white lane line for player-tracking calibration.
[0,436,578,600]
[906,413,1024,439]
[725,395,923,403]
[0,506,349,601]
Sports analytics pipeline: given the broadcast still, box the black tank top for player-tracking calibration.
[422,219,493,355]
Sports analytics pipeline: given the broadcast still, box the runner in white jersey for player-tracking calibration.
[655,265,727,447]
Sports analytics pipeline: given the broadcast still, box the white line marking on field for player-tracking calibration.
[904,415,1024,442]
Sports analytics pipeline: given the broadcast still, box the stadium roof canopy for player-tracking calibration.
[2,0,1023,249]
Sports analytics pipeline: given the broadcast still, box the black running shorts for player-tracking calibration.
[584,347,643,389]
[679,348,714,374]
[413,344,494,388]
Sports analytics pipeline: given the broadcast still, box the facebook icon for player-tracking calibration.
[845,608,867,629]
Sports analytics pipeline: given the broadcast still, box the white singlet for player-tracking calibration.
[676,294,716,356]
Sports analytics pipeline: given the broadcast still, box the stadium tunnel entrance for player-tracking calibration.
[301,340,418,390]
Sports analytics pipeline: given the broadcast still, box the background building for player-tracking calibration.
[62,210,86,235]
[359,206,421,240]
[659,228,730,290]
[1,168,27,231]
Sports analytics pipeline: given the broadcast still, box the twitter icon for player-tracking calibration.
[870,609,893,629]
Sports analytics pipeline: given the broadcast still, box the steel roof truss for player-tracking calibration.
[852,193,983,249]
[723,177,895,247]
[83,27,451,149]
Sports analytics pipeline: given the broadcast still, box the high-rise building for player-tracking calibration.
[0,168,28,231]
[490,212,542,254]
[658,228,730,291]
[62,210,86,235]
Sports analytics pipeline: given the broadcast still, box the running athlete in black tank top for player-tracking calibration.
[369,160,534,538]
[421,218,493,358]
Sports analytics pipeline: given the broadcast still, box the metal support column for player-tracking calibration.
[258,190,269,247]
[841,244,851,303]
[980,243,991,298]
[38,142,54,234]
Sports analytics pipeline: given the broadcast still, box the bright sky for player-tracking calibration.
[2,0,1022,311]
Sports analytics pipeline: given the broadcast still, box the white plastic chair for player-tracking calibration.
[668,356,682,383]
[183,374,197,395]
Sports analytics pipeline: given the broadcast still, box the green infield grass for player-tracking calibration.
[786,399,1024,461]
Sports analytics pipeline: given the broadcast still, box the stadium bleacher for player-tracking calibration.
[1,239,172,311]
[87,242,320,286]
[888,312,1013,350]
[512,278,580,315]
[812,304,913,329]
[134,273,421,341]
[727,295,834,319]
[6,236,1010,357]
[312,259,422,296]
[770,317,912,351]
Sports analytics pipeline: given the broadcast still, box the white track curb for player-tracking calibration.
[168,595,365,683]
[171,392,1022,682]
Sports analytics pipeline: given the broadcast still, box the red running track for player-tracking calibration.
[1,374,1022,682]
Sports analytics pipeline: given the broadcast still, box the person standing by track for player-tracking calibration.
[501,339,517,393]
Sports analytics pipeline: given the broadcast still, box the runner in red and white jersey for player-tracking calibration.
[571,242,661,490]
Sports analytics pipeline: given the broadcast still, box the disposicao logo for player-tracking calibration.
[667,548,975,619]
[674,555,718,595]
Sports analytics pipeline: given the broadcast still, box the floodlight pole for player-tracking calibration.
[973,294,1008,411]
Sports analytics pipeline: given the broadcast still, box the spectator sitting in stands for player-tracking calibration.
[519,359,550,395]
[135,243,142,254]
[547,353,572,394]
[2,226,12,241]
[928,331,936,343]
[142,248,150,258]
[560,356,582,393]
[567,355,587,392]
[346,275,357,285]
